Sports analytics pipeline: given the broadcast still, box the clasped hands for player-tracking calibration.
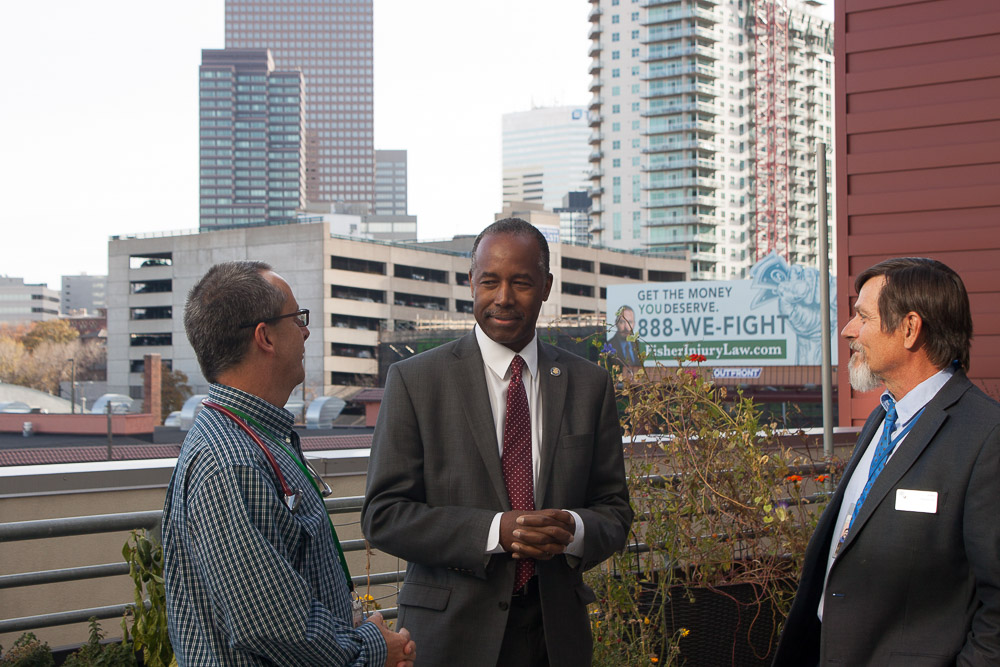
[499,509,576,560]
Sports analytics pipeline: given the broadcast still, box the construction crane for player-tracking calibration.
[753,0,790,261]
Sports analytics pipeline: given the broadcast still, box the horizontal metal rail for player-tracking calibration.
[1,476,832,635]
[0,495,401,635]
[1,603,143,635]
[0,563,130,590]
[0,510,162,543]
[0,497,364,544]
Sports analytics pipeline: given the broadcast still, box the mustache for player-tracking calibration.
[487,309,522,319]
[849,341,864,354]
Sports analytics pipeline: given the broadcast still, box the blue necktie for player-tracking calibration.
[849,399,898,528]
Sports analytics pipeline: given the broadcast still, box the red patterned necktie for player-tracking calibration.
[502,354,535,592]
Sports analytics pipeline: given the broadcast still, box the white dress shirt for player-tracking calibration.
[818,366,954,620]
[474,325,585,558]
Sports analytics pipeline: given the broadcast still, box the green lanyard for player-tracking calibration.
[222,404,353,590]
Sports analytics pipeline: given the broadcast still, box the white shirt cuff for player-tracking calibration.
[486,512,505,553]
[563,509,585,557]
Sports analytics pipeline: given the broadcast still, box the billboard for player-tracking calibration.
[606,253,837,367]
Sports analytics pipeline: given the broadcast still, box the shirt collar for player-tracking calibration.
[208,383,295,439]
[881,365,955,427]
[474,324,539,381]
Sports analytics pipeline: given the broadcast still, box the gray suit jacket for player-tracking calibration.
[774,371,1000,666]
[361,332,633,666]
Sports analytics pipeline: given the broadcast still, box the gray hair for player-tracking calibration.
[183,261,285,383]
[856,257,973,371]
[470,218,550,276]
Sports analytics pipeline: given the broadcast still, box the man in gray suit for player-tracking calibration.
[774,257,1000,665]
[362,218,633,666]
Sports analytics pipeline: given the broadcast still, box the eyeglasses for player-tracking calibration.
[239,308,309,329]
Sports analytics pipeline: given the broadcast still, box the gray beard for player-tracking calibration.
[848,349,882,393]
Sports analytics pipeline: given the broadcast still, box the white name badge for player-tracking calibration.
[895,489,938,514]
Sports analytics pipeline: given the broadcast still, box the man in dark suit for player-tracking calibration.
[608,305,642,367]
[362,218,633,666]
[774,257,1000,666]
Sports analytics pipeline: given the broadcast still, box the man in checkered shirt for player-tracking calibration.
[162,261,415,666]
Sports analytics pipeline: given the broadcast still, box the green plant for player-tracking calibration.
[62,618,136,666]
[0,632,54,667]
[121,530,175,667]
[587,333,833,666]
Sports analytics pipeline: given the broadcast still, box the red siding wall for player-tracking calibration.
[836,0,1000,425]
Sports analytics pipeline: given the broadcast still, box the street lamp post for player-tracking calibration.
[69,358,77,414]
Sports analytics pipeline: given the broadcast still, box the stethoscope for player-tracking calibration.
[202,399,332,513]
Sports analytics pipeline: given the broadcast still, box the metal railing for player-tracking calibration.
[0,496,404,635]
[1,455,840,637]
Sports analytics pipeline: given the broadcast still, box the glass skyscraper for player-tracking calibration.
[225,0,375,211]
[199,49,306,229]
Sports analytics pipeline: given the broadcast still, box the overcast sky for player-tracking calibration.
[1,0,830,290]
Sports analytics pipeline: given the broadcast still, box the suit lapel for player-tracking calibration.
[842,372,970,550]
[536,340,566,507]
[451,332,510,509]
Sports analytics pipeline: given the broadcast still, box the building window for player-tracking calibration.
[331,255,386,275]
[130,333,172,347]
[455,272,471,287]
[130,280,172,294]
[562,256,595,273]
[130,306,173,320]
[600,262,642,280]
[648,270,685,282]
[129,253,173,269]
[330,371,376,387]
[331,285,386,303]
[331,314,382,331]
[330,343,376,359]
[561,282,594,297]
[393,292,448,311]
[456,299,474,314]
[394,264,447,284]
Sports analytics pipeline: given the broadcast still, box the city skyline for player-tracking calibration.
[2,0,831,290]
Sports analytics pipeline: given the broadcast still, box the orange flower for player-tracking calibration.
[816,474,830,483]
[786,474,803,482]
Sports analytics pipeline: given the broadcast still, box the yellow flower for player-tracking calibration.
[679,627,690,637]
[650,657,659,664]
[644,617,650,625]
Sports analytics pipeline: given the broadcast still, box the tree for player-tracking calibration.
[161,364,192,420]
[22,319,79,352]
[0,325,105,396]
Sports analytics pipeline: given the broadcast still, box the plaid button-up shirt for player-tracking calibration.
[163,384,386,666]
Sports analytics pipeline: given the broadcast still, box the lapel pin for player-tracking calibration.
[550,367,561,377]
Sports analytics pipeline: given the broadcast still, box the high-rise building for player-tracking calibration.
[502,106,592,214]
[199,49,305,229]
[587,0,833,280]
[0,277,60,323]
[225,0,374,211]
[374,150,408,215]
[61,274,107,316]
